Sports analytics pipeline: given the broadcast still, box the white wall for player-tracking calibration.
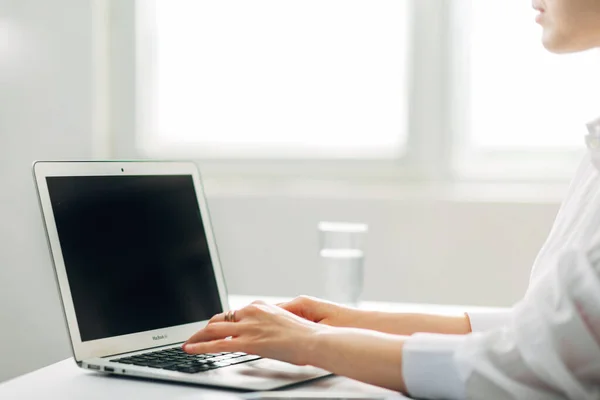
[208,189,557,306]
[0,0,561,386]
[0,0,94,383]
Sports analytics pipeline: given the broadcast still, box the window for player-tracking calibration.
[143,0,410,159]
[469,1,600,150]
[133,0,595,181]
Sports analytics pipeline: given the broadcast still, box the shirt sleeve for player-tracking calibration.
[402,246,600,400]
[402,334,467,399]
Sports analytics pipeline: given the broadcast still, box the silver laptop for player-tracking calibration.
[33,161,331,391]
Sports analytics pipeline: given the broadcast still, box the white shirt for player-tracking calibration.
[402,118,600,400]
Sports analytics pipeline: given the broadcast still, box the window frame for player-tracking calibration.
[120,0,454,181]
[105,0,583,183]
[449,1,585,183]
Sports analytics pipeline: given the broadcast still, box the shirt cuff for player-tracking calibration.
[466,309,511,332]
[403,333,467,400]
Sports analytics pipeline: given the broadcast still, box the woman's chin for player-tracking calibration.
[542,29,598,54]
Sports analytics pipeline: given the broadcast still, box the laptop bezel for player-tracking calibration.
[33,161,231,361]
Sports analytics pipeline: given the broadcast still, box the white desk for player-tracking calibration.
[0,295,502,400]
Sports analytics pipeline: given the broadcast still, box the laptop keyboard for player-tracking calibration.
[110,347,261,374]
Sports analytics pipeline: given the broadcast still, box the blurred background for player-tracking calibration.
[1,0,599,384]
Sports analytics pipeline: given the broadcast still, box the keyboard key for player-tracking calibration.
[175,362,196,368]
[109,349,240,371]
[147,361,179,369]
[176,365,208,373]
[176,367,198,374]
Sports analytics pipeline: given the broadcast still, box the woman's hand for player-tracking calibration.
[183,300,327,366]
[280,295,472,336]
[184,299,409,393]
[276,295,358,327]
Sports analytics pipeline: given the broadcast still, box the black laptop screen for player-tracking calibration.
[46,175,223,342]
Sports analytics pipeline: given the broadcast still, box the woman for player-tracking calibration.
[185,1,600,398]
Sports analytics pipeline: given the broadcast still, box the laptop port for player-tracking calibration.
[104,367,115,372]
[87,364,101,370]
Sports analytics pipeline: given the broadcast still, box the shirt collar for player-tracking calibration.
[587,116,600,136]
[585,116,600,150]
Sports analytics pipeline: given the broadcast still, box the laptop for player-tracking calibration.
[32,161,331,391]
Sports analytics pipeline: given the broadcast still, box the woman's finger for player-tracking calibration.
[277,296,312,310]
[208,307,245,324]
[183,338,240,355]
[208,313,225,323]
[276,299,294,307]
[277,300,294,310]
[185,322,242,345]
[277,298,308,317]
